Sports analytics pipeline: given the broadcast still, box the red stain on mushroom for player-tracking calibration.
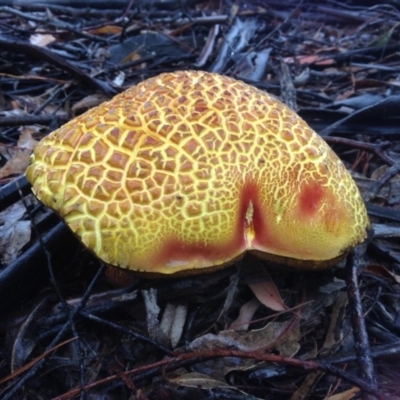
[298,181,324,218]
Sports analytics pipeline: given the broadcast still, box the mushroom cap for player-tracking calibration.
[25,71,369,274]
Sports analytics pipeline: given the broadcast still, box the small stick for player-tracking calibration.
[345,247,378,396]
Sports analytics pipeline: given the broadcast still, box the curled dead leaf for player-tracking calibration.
[248,276,287,312]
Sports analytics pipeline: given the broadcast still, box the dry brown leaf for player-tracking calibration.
[292,293,348,400]
[248,275,287,312]
[335,89,354,102]
[11,93,68,116]
[169,372,229,390]
[326,387,360,400]
[0,201,31,265]
[229,298,260,330]
[188,319,299,354]
[120,49,141,65]
[18,128,38,150]
[371,164,400,181]
[71,94,109,115]
[0,128,38,179]
[290,339,320,399]
[0,151,31,179]
[86,25,122,35]
[290,370,322,400]
[320,292,348,355]
[301,338,318,360]
[274,319,301,357]
[169,372,265,399]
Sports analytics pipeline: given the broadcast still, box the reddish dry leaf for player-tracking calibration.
[229,298,260,330]
[284,55,336,65]
[248,274,287,312]
[354,78,387,89]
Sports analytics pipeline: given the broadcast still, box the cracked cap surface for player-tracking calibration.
[25,70,370,274]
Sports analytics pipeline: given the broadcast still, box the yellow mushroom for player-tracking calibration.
[25,70,370,275]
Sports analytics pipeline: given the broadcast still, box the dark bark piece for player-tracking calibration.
[0,36,117,96]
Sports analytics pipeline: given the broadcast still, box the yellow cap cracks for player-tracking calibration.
[25,70,370,274]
